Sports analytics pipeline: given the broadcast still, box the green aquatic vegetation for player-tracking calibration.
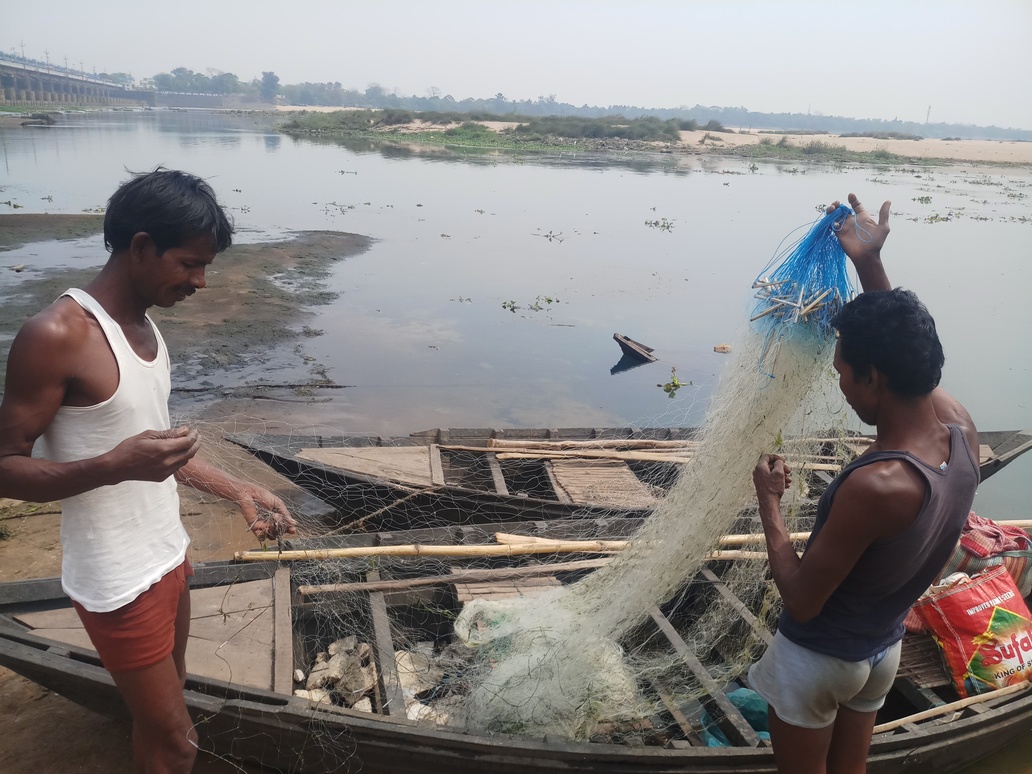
[658,368,687,399]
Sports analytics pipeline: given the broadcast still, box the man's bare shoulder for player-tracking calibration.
[930,387,978,451]
[834,458,927,536]
[15,296,94,350]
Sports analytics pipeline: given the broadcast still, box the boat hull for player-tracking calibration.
[4,554,1032,774]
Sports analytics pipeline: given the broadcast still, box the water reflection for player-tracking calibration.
[308,133,697,175]
[610,354,655,376]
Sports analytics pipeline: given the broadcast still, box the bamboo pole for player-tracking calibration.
[452,445,837,470]
[482,439,701,451]
[235,541,770,563]
[444,441,865,463]
[494,530,808,550]
[872,680,1032,734]
[492,450,837,470]
[240,520,1032,565]
[236,540,630,562]
[499,521,1032,550]
[495,450,695,463]
[440,443,694,462]
[298,558,612,596]
[786,461,840,472]
[494,532,586,545]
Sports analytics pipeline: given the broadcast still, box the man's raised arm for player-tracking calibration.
[831,193,976,439]
[831,193,892,292]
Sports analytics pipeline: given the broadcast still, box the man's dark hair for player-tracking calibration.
[831,288,944,397]
[103,167,233,255]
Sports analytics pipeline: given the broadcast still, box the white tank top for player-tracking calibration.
[37,289,188,613]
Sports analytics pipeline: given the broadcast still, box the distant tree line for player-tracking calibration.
[149,67,278,101]
[144,67,1032,141]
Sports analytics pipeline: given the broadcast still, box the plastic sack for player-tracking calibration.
[913,565,1032,697]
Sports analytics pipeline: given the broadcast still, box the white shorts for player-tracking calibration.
[748,630,902,728]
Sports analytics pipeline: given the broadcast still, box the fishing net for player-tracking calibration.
[751,203,857,377]
[3,209,864,769]
[171,207,860,757]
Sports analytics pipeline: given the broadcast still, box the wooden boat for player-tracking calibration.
[3,517,1032,773]
[227,427,1032,531]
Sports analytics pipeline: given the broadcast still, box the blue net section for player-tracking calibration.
[751,204,858,377]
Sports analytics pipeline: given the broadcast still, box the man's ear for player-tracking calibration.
[129,232,155,261]
[866,365,884,391]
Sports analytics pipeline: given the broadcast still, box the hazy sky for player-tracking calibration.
[6,0,1029,129]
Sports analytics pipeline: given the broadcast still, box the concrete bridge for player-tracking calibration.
[0,55,146,107]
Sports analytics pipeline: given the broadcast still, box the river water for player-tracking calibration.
[2,111,1028,515]
[1,110,1031,770]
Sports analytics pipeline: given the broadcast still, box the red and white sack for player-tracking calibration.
[913,565,1032,697]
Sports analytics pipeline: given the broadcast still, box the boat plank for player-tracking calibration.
[550,459,662,508]
[543,461,573,504]
[486,454,510,496]
[31,627,94,650]
[13,577,274,633]
[649,677,698,743]
[273,566,294,695]
[453,575,561,604]
[368,571,407,717]
[298,446,434,488]
[896,632,952,689]
[13,607,82,630]
[185,628,273,689]
[429,445,445,487]
[699,569,774,648]
[298,559,610,599]
[19,579,276,690]
[647,606,762,748]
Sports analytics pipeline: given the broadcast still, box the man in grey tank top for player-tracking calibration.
[749,194,980,773]
[0,168,297,772]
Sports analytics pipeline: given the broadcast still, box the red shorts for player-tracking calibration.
[73,559,193,672]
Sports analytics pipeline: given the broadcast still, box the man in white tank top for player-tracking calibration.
[0,168,296,772]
